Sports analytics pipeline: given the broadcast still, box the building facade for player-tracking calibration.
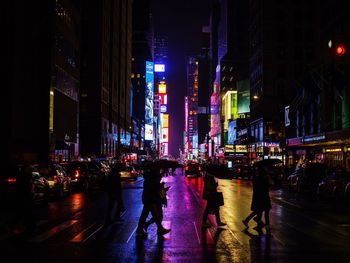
[80,0,132,159]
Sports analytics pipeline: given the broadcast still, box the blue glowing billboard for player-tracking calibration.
[228,120,237,145]
[145,61,154,140]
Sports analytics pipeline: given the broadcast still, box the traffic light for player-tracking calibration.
[335,44,346,57]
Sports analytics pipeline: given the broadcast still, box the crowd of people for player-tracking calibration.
[104,159,273,239]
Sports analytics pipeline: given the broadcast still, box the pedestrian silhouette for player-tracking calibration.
[202,166,226,228]
[105,162,125,224]
[242,165,272,232]
[136,165,171,237]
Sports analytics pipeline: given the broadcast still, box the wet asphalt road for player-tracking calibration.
[1,169,350,263]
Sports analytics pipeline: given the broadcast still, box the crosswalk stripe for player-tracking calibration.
[28,220,78,242]
[193,221,200,244]
[82,224,104,243]
[70,223,97,242]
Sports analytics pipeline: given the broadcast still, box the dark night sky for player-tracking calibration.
[151,0,211,157]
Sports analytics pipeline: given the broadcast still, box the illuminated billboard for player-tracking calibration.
[145,124,153,140]
[158,82,166,94]
[162,128,169,142]
[160,105,167,113]
[154,64,165,72]
[228,120,236,144]
[237,80,250,114]
[145,61,154,140]
[162,114,169,128]
[159,94,167,105]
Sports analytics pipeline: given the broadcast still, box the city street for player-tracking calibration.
[1,169,350,263]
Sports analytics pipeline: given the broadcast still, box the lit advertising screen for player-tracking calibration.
[159,94,167,105]
[162,128,169,142]
[228,120,237,144]
[145,61,154,140]
[162,114,169,128]
[145,124,153,141]
[154,64,165,72]
[237,79,250,114]
[158,82,166,94]
[160,105,167,113]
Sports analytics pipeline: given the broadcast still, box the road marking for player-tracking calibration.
[83,224,104,243]
[272,197,302,209]
[187,185,202,206]
[70,223,96,242]
[193,221,200,244]
[207,228,214,242]
[126,225,138,243]
[29,220,78,242]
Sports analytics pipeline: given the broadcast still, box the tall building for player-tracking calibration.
[131,0,153,155]
[6,0,80,164]
[153,34,169,157]
[185,57,199,159]
[285,0,350,170]
[209,0,250,160]
[80,0,132,158]
[249,0,320,161]
[198,26,212,153]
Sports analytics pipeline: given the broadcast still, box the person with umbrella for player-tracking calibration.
[136,164,171,237]
[202,165,226,228]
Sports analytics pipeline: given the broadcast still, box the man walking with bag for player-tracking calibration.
[202,166,226,228]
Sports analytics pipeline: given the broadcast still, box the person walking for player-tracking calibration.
[242,164,272,231]
[143,180,170,232]
[105,162,125,224]
[136,165,171,237]
[202,167,226,228]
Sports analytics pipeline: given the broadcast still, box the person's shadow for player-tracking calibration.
[242,227,272,262]
[135,233,165,263]
[201,226,225,262]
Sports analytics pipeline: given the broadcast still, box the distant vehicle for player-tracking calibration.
[0,164,49,206]
[184,162,202,178]
[231,164,252,179]
[34,163,71,199]
[120,166,138,181]
[288,163,327,194]
[60,162,94,192]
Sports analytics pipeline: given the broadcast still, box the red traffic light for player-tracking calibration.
[205,143,208,148]
[335,44,346,56]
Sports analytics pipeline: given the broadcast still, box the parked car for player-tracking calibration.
[60,162,91,192]
[288,163,327,194]
[318,169,350,200]
[119,166,139,181]
[184,162,202,178]
[34,163,71,199]
[0,164,49,206]
[86,161,109,188]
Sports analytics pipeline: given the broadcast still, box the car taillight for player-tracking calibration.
[7,178,17,184]
[75,170,80,178]
[53,175,58,183]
